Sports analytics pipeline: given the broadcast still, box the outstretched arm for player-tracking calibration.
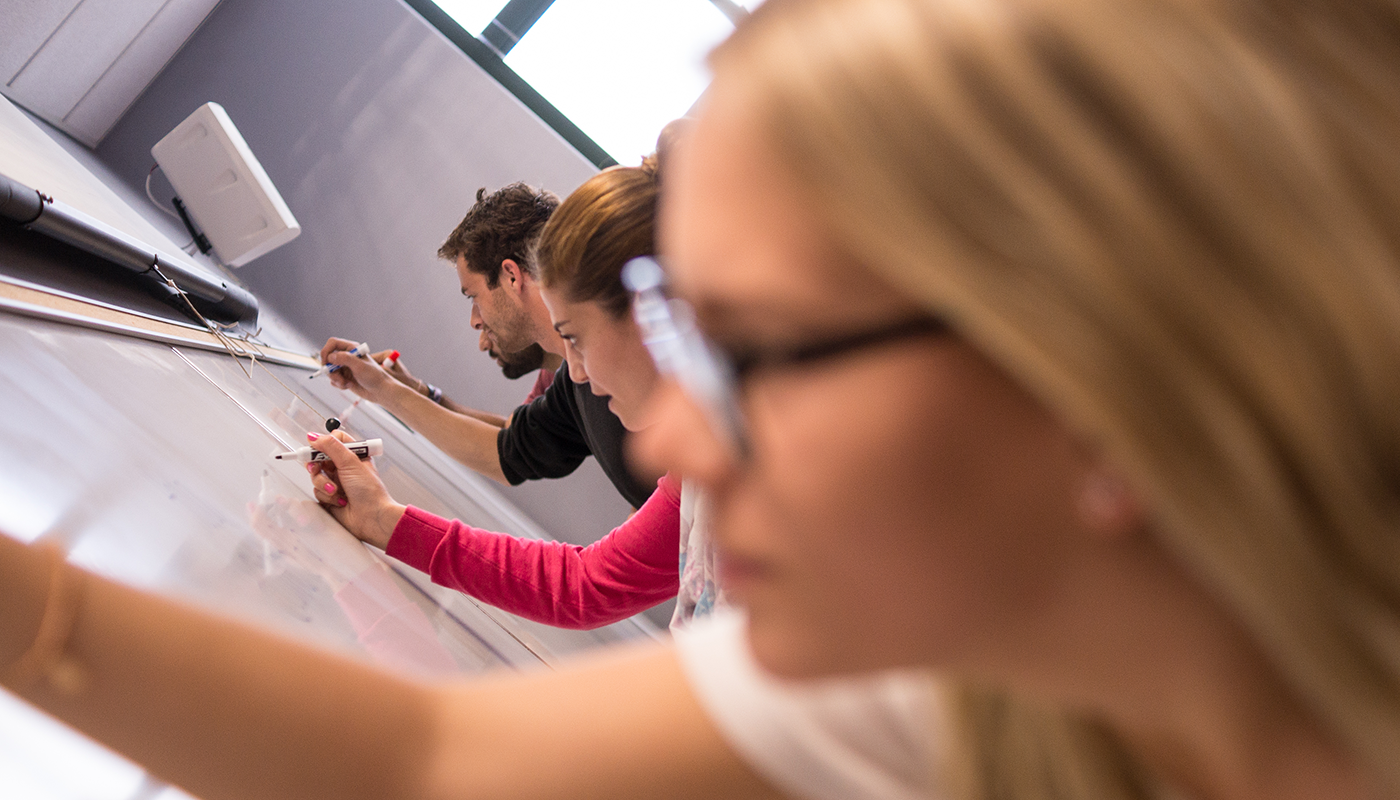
[0,533,780,800]
[387,475,683,629]
[377,347,510,428]
[309,435,678,629]
[319,338,509,481]
[0,534,436,800]
[436,397,509,429]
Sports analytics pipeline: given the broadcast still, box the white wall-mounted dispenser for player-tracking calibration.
[151,102,300,267]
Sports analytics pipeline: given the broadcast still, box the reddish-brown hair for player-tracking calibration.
[534,156,659,318]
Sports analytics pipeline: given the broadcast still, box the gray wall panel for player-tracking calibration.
[95,0,644,561]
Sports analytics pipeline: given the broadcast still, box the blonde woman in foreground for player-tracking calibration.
[2,0,1397,797]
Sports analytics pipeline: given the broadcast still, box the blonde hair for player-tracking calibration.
[716,0,1400,796]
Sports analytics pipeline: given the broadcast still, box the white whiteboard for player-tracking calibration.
[0,308,654,799]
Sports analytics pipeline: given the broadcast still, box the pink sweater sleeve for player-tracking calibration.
[385,475,681,629]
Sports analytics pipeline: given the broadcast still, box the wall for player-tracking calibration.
[94,0,644,558]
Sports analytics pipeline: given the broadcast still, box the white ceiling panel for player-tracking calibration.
[1,0,221,146]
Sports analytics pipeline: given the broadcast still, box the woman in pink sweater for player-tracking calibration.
[312,158,686,631]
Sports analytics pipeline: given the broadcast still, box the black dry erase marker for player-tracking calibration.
[274,438,382,463]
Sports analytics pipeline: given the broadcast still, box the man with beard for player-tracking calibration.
[480,335,558,405]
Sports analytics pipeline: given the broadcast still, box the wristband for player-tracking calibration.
[425,383,444,405]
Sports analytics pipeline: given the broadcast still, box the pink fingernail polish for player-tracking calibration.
[336,497,348,507]
[307,433,320,441]
[323,482,336,493]
[305,463,315,474]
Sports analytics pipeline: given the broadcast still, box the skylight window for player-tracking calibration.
[430,0,505,34]
[415,0,740,167]
[504,0,731,164]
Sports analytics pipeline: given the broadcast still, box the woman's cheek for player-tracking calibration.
[728,348,998,672]
[746,365,911,531]
[717,374,896,646]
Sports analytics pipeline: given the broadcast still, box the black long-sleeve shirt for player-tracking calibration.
[496,364,654,509]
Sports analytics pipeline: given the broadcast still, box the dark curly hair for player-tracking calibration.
[438,183,560,287]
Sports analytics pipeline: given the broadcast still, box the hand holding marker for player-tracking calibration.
[300,431,404,532]
[275,438,382,463]
[309,342,369,433]
[327,349,394,430]
[376,349,438,404]
[308,341,369,379]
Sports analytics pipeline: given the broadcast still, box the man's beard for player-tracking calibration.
[492,343,547,379]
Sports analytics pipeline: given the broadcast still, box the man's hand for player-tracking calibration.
[374,349,428,397]
[318,340,511,483]
[318,338,402,403]
[306,431,407,549]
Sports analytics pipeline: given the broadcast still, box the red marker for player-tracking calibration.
[381,350,400,369]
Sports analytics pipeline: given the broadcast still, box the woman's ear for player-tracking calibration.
[1077,465,1145,540]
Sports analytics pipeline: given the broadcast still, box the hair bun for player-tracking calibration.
[651,117,695,186]
[640,152,661,183]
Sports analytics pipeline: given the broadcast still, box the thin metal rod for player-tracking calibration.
[172,348,293,450]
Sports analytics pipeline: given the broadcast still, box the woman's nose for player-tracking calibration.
[565,347,589,385]
[629,377,734,487]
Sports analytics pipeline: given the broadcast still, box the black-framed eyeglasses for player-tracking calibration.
[623,257,947,458]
